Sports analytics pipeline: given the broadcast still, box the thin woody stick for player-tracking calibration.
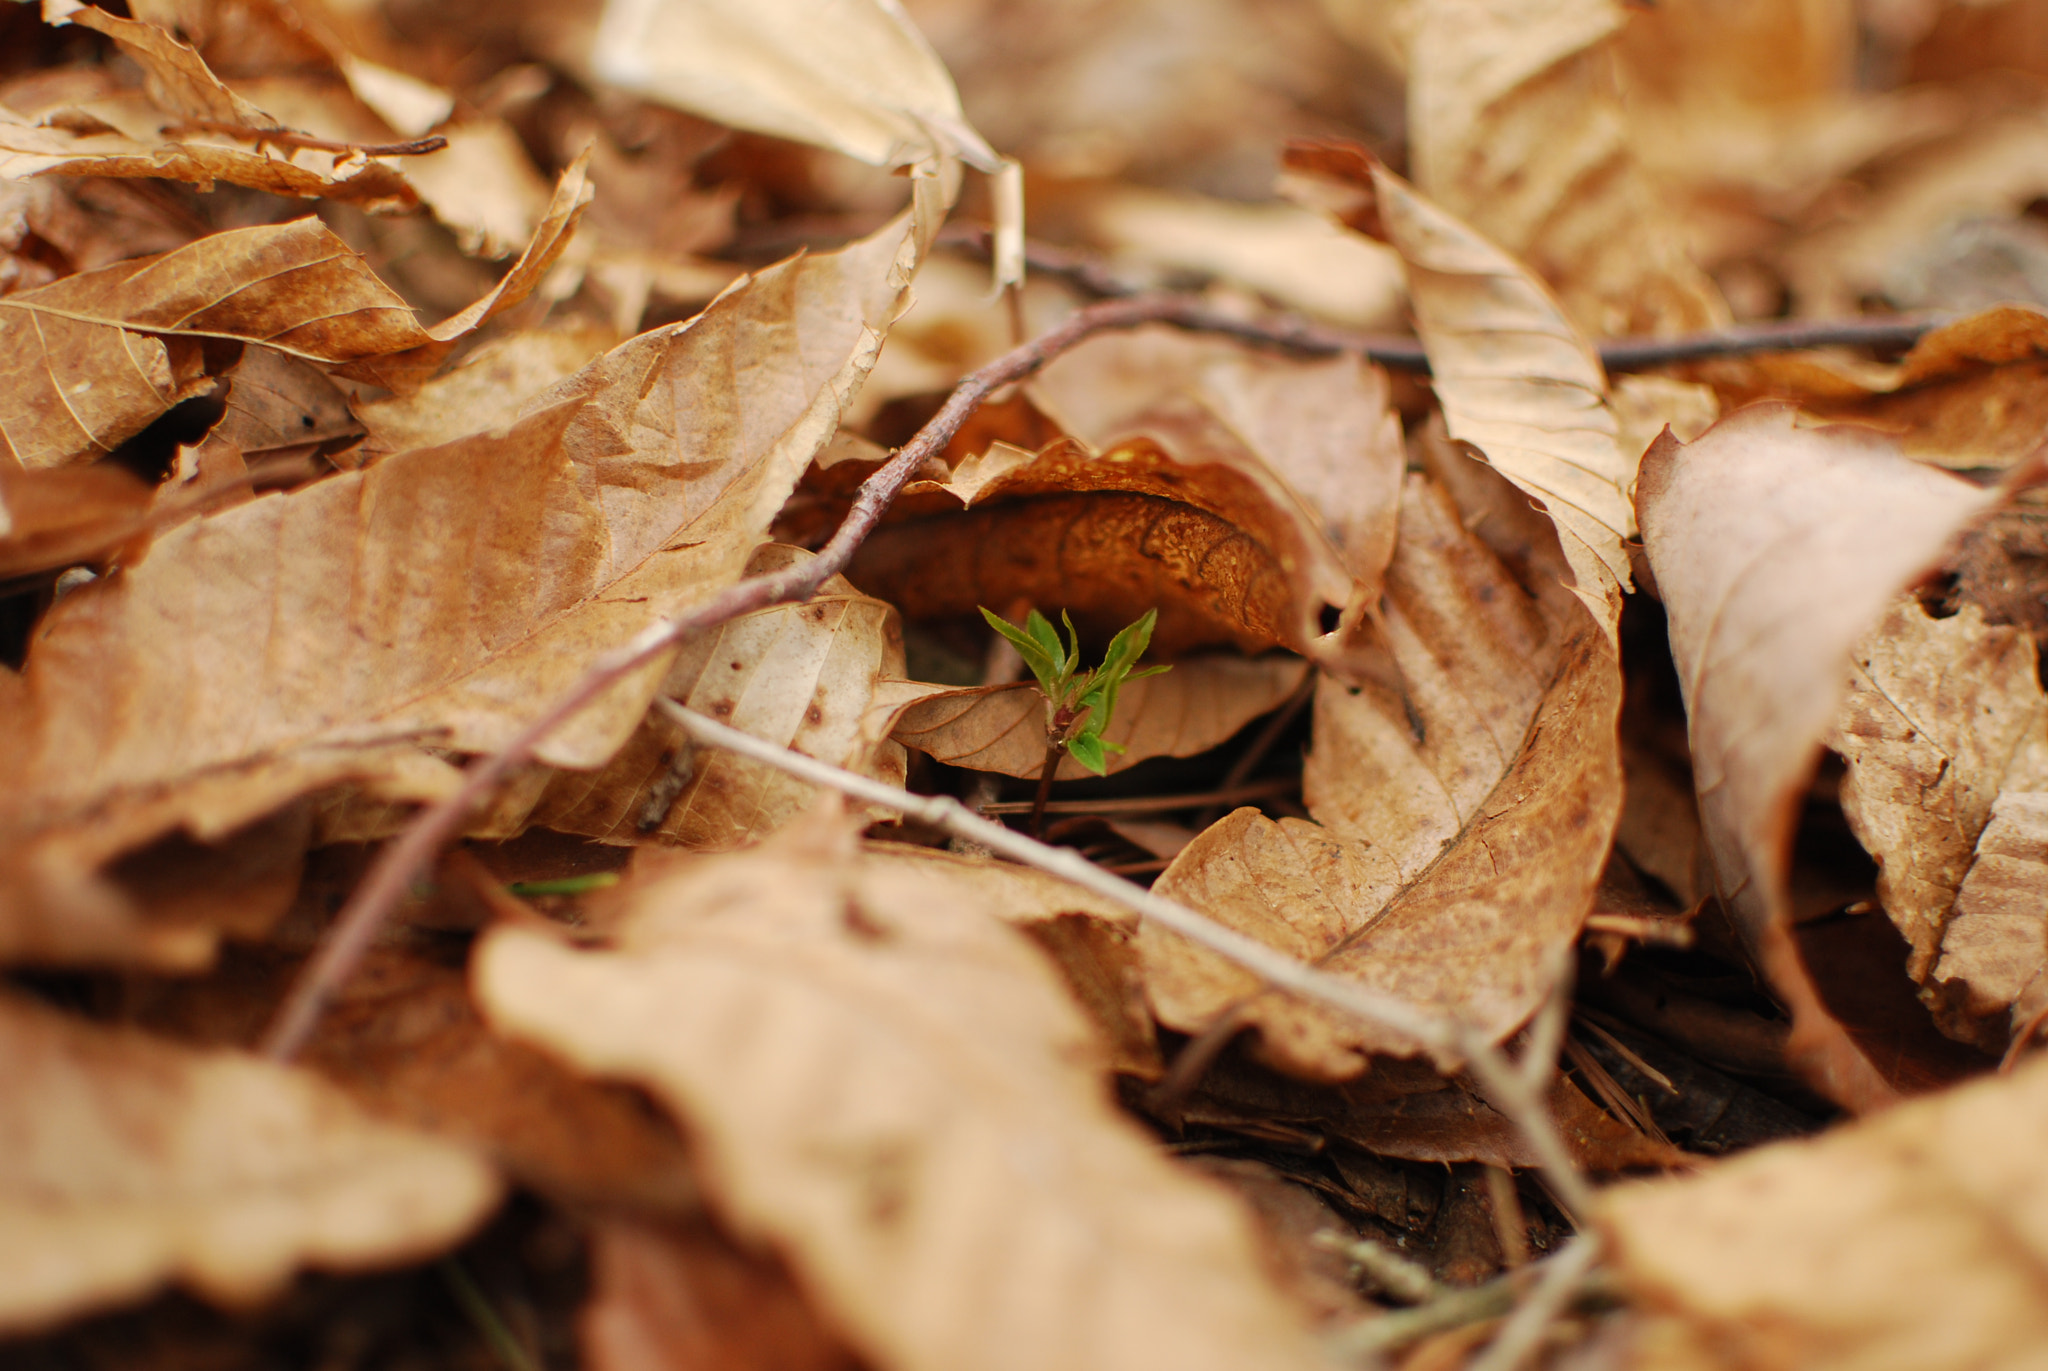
[936,225,1951,371]
[659,699,1600,1221]
[260,293,1266,1062]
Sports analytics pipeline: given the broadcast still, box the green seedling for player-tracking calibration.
[979,605,1170,777]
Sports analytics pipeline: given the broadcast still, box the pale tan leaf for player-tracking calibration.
[1141,455,1621,1078]
[528,543,910,849]
[399,121,555,260]
[1637,403,2002,1110]
[1406,0,1724,335]
[0,215,922,966]
[881,654,1307,782]
[1833,599,2048,1050]
[584,0,998,173]
[353,326,616,457]
[1075,185,1406,329]
[1283,143,1636,634]
[1602,1054,2048,1371]
[474,808,1326,1371]
[0,989,499,1334]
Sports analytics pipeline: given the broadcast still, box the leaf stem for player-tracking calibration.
[260,292,1252,1062]
[1030,741,1061,837]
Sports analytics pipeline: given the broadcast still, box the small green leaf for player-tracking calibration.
[981,606,1063,696]
[1065,731,1109,775]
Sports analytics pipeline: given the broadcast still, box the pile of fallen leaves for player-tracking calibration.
[7,0,2048,1367]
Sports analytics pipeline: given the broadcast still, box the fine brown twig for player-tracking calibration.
[163,120,450,157]
[658,700,1600,1220]
[937,224,1952,372]
[260,292,1269,1061]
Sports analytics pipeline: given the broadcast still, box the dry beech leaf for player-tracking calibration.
[1283,141,1636,636]
[1637,403,2004,1111]
[0,155,586,468]
[1834,599,2048,1052]
[353,326,617,458]
[0,989,500,1335]
[46,0,272,125]
[475,808,1328,1371]
[0,215,923,967]
[878,654,1307,782]
[527,543,910,850]
[851,328,1406,664]
[1405,0,1723,336]
[1603,1054,2048,1371]
[582,0,999,174]
[0,458,153,579]
[1141,447,1621,1078]
[584,1218,862,1371]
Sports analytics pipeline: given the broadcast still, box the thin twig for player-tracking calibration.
[659,700,1598,1220]
[164,119,450,157]
[979,775,1295,816]
[1467,1234,1604,1371]
[936,226,1952,372]
[1328,1234,1608,1362]
[1312,1230,1440,1305]
[1030,741,1061,838]
[259,293,1264,1061]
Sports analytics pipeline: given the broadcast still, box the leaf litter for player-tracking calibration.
[9,0,2048,1367]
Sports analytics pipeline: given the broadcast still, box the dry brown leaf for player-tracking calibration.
[1141,452,1620,1078]
[580,0,999,175]
[879,654,1307,782]
[0,988,500,1335]
[0,155,585,468]
[352,326,616,458]
[1637,403,2003,1110]
[474,807,1329,1371]
[852,328,1404,665]
[0,215,922,966]
[1602,1053,2048,1371]
[1833,599,2048,1051]
[583,1218,863,1371]
[0,458,153,579]
[1405,0,1724,336]
[528,543,911,850]
[1283,142,1636,635]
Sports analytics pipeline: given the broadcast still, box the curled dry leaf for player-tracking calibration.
[1406,0,1723,336]
[878,654,1307,782]
[1602,1054,2048,1371]
[352,326,617,458]
[1282,141,1636,636]
[0,458,153,579]
[474,807,1329,1371]
[0,214,922,967]
[852,328,1405,665]
[1142,449,1621,1078]
[527,543,911,850]
[0,989,500,1335]
[1834,599,2048,1052]
[1637,403,2003,1110]
[0,154,586,469]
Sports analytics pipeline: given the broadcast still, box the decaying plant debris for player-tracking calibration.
[7,1,2048,1368]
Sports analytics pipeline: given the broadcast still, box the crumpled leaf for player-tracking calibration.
[1602,1053,2048,1371]
[1637,403,2004,1111]
[0,989,500,1335]
[352,326,617,458]
[0,154,586,468]
[1282,141,1637,635]
[1834,598,2048,1052]
[878,654,1307,781]
[1405,0,1723,336]
[1141,445,1621,1077]
[0,213,922,967]
[526,543,911,850]
[474,807,1329,1371]
[0,458,153,579]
